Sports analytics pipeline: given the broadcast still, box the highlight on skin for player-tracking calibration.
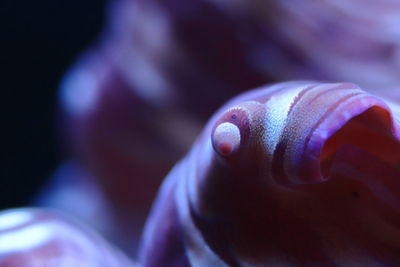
[139,81,400,266]
[0,208,136,267]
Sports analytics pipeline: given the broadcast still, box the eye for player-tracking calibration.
[212,122,241,156]
[211,108,251,157]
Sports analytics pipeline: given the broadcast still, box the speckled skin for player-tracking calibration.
[139,81,400,266]
[0,209,136,267]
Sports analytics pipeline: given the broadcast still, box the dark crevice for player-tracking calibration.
[321,106,400,178]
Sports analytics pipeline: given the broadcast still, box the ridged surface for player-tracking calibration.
[140,81,400,266]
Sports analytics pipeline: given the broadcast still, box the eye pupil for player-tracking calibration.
[231,114,237,120]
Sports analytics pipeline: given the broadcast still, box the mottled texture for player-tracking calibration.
[0,209,135,266]
[139,81,400,266]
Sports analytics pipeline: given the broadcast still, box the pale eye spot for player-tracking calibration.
[212,122,241,156]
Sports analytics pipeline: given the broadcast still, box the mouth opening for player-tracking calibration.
[320,106,400,178]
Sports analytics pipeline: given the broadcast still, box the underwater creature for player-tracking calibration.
[139,81,400,266]
[36,0,400,259]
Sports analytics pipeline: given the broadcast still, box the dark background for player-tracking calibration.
[1,0,106,210]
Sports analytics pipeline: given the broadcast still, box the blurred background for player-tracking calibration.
[1,0,106,209]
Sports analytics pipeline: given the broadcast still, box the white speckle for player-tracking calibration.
[263,85,308,154]
[0,210,33,231]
